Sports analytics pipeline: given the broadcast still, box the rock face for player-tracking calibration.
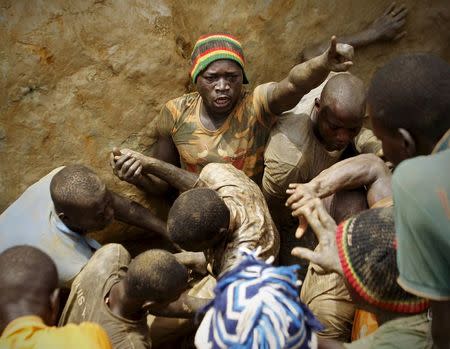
[1,0,449,242]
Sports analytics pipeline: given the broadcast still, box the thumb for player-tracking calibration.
[295,216,308,239]
[112,147,121,157]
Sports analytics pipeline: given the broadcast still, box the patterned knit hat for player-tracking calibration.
[190,33,249,84]
[195,248,323,349]
[336,207,429,314]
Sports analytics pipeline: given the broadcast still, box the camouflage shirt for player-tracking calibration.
[195,163,280,276]
[155,83,277,183]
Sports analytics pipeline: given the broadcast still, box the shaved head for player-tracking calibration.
[0,246,59,329]
[321,73,366,118]
[50,165,114,233]
[315,73,366,151]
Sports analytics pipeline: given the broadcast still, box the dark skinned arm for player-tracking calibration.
[286,153,392,212]
[268,36,353,115]
[112,148,201,193]
[149,290,212,318]
[299,3,408,62]
[110,135,181,196]
[110,191,167,238]
[174,251,208,275]
[431,300,450,349]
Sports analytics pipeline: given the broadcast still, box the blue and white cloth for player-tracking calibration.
[195,248,323,349]
[0,167,101,286]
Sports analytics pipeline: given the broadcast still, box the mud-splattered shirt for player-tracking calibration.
[155,83,277,183]
[195,163,280,276]
[59,244,150,349]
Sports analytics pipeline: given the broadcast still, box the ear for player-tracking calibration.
[141,300,156,311]
[398,128,416,158]
[57,211,68,224]
[49,288,60,326]
[314,97,321,109]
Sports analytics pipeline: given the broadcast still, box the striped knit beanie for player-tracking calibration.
[336,207,429,314]
[195,248,323,349]
[190,33,249,84]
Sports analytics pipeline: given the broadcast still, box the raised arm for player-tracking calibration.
[112,148,200,192]
[286,153,392,213]
[268,36,353,115]
[110,191,167,238]
[299,2,408,62]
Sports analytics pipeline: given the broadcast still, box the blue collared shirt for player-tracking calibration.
[0,167,101,286]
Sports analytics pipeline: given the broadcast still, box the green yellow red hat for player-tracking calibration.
[190,33,249,84]
[336,207,429,314]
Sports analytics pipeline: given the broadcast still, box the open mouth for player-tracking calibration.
[214,96,231,108]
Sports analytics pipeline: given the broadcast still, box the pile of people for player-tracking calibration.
[1,3,449,348]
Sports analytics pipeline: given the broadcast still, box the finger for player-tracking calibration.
[135,164,143,176]
[315,200,337,229]
[109,153,116,169]
[393,30,406,41]
[394,18,406,29]
[112,147,122,157]
[286,191,304,207]
[291,204,313,218]
[329,35,337,56]
[394,6,408,19]
[125,160,141,179]
[291,247,321,265]
[115,153,131,167]
[383,2,396,16]
[295,217,308,239]
[333,62,353,72]
[119,158,136,177]
[288,183,299,189]
[290,196,314,210]
[286,189,295,195]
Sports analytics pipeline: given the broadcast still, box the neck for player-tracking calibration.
[107,281,144,321]
[0,302,49,333]
[200,101,230,131]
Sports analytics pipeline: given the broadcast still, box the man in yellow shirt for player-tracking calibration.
[0,245,112,349]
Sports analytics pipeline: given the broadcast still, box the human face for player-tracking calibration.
[196,59,243,118]
[369,105,410,166]
[315,101,363,151]
[66,187,115,233]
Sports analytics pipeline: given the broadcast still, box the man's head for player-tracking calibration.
[167,188,230,252]
[0,246,59,330]
[368,53,450,166]
[50,165,114,233]
[336,208,428,315]
[314,73,366,151]
[123,249,188,312]
[191,34,248,119]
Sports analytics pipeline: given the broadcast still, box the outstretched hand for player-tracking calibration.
[285,182,318,238]
[290,198,343,275]
[369,2,408,41]
[322,36,354,72]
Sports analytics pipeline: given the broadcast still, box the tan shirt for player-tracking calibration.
[196,163,280,276]
[263,76,382,201]
[59,244,150,349]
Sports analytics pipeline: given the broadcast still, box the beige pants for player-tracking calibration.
[300,264,355,342]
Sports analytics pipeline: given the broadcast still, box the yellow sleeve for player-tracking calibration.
[79,322,113,349]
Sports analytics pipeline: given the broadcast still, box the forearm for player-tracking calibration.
[150,293,211,318]
[303,30,378,62]
[111,192,167,237]
[140,157,199,192]
[132,173,170,196]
